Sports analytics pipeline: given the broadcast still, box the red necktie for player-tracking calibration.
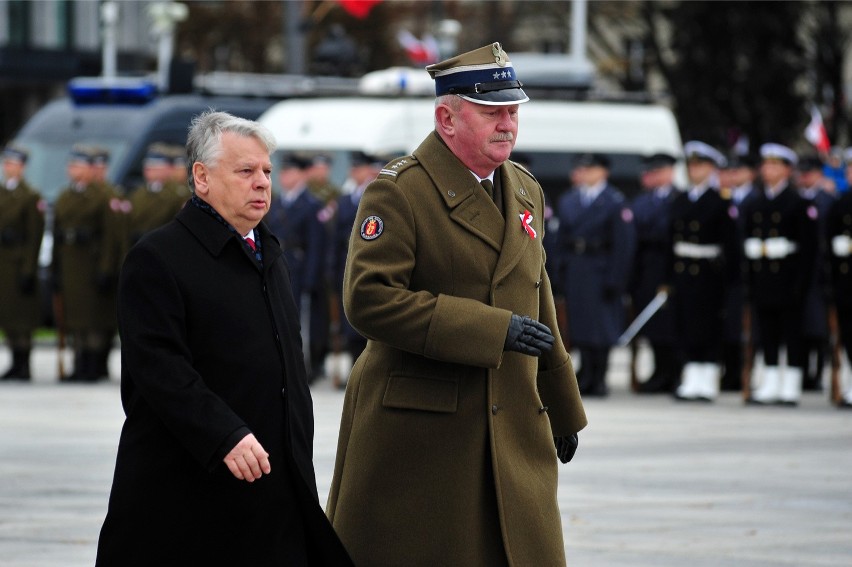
[246,237,256,251]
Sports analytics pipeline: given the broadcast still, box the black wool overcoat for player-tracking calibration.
[96,203,351,566]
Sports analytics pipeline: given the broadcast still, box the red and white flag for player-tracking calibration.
[396,30,440,65]
[804,105,831,154]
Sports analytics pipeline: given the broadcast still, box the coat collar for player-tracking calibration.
[413,132,538,282]
[176,201,283,272]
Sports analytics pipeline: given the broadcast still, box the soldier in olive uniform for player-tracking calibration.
[307,152,342,205]
[327,43,586,567]
[667,142,740,402]
[0,146,45,380]
[743,144,819,406]
[125,143,191,251]
[52,146,124,382]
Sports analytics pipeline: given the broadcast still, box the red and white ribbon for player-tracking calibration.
[519,210,537,239]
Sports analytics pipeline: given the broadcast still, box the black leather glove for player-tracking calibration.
[504,315,555,356]
[18,274,36,295]
[554,433,578,464]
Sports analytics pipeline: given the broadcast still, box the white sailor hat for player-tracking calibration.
[684,141,727,168]
[426,42,529,106]
[760,143,797,166]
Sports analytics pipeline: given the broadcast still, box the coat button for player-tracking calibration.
[538,406,548,414]
[447,190,456,198]
[535,279,542,288]
[491,405,499,415]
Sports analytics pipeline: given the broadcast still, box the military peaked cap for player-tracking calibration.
[684,141,726,168]
[426,42,529,105]
[760,143,797,166]
[2,144,28,163]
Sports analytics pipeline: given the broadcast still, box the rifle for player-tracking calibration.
[52,293,66,381]
[828,306,843,406]
[741,304,753,403]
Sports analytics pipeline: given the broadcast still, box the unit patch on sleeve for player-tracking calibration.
[360,215,384,240]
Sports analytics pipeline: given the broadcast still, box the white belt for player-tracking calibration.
[832,234,852,257]
[673,241,722,259]
[744,237,798,259]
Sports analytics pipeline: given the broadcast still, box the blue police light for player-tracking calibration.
[68,77,158,105]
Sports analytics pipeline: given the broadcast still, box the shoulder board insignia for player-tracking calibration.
[510,160,535,180]
[378,155,418,180]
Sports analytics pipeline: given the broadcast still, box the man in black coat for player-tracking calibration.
[96,111,352,566]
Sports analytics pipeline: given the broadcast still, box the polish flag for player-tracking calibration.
[337,0,381,19]
[804,105,831,154]
[397,30,440,65]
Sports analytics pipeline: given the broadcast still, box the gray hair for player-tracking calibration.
[186,109,276,189]
[434,94,462,128]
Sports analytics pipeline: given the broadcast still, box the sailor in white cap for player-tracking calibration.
[741,142,819,405]
[667,141,739,402]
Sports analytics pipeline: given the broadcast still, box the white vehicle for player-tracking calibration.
[258,93,685,200]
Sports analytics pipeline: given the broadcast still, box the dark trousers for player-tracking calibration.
[754,303,805,368]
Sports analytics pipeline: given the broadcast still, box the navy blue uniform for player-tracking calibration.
[265,189,329,380]
[629,187,678,392]
[826,192,852,405]
[554,184,636,395]
[330,189,367,358]
[742,183,819,396]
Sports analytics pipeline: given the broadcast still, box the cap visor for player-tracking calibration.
[460,87,529,106]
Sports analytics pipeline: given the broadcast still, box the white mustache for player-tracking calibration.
[490,133,514,143]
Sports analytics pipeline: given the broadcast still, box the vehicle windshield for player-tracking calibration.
[12,136,131,203]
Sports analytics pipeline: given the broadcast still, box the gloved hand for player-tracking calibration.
[554,433,578,464]
[18,274,36,295]
[504,314,554,356]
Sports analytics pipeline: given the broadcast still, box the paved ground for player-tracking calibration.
[1,345,851,566]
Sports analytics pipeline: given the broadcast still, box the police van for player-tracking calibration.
[9,77,277,324]
[258,67,685,202]
[12,77,277,202]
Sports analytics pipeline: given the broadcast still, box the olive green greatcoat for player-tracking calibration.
[327,132,588,567]
[0,180,45,331]
[52,182,123,332]
[125,181,190,251]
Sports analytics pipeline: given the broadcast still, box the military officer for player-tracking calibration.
[743,143,819,405]
[52,145,123,382]
[265,152,329,382]
[795,155,835,391]
[667,142,740,401]
[125,143,191,251]
[166,143,191,190]
[718,154,760,391]
[0,145,45,381]
[825,185,852,406]
[628,152,681,393]
[328,151,382,370]
[554,152,636,397]
[327,42,586,566]
[307,152,342,205]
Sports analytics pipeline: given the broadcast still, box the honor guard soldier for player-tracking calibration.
[667,142,740,401]
[307,152,342,205]
[629,152,681,393]
[328,151,383,367]
[52,145,124,382]
[555,152,637,396]
[826,185,852,406]
[125,143,191,250]
[743,143,819,405]
[166,143,191,190]
[719,154,759,391]
[265,152,329,382]
[0,145,45,381]
[796,155,836,391]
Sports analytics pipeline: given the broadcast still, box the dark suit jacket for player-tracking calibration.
[96,203,351,566]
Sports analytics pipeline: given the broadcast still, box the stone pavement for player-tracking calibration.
[1,345,851,566]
